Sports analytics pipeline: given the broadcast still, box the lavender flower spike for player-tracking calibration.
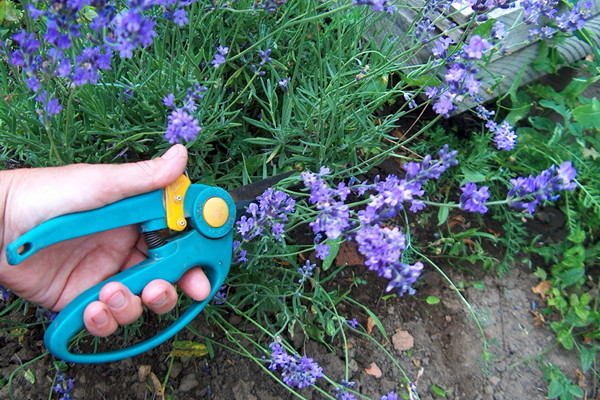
[268,342,323,389]
[459,182,490,214]
[507,161,577,214]
[492,121,517,151]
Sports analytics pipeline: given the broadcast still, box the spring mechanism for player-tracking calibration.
[143,231,166,249]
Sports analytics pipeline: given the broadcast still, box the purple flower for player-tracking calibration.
[233,240,248,263]
[302,169,351,240]
[235,188,296,242]
[555,0,592,33]
[507,161,577,214]
[355,225,406,277]
[432,92,455,117]
[347,318,359,328]
[72,46,112,86]
[211,45,229,68]
[35,91,62,118]
[522,0,559,25]
[380,392,399,400]
[432,36,454,58]
[298,260,316,284]
[459,182,490,214]
[268,342,323,389]
[172,8,189,26]
[163,93,176,108]
[353,0,397,13]
[354,224,424,295]
[258,48,272,65]
[0,285,11,301]
[357,146,457,225]
[53,370,75,400]
[315,242,331,260]
[164,108,201,143]
[213,285,227,305]
[492,120,517,150]
[255,0,288,12]
[462,35,491,60]
[278,77,290,92]
[111,8,157,58]
[445,63,466,83]
[491,21,508,40]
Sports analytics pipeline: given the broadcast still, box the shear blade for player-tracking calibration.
[228,171,295,218]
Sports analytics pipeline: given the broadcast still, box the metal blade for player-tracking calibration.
[228,171,295,217]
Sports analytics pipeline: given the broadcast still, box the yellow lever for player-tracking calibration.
[164,175,191,231]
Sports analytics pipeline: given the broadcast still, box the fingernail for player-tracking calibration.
[151,292,167,307]
[162,145,181,160]
[92,310,108,326]
[107,291,126,309]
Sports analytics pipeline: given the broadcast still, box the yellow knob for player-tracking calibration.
[203,197,229,228]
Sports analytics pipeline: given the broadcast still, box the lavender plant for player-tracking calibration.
[0,0,597,398]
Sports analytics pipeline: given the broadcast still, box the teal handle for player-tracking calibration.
[44,228,233,363]
[6,190,165,265]
[6,182,237,363]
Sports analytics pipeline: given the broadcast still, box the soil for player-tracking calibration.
[0,164,594,400]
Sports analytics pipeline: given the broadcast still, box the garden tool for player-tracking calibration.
[5,171,293,363]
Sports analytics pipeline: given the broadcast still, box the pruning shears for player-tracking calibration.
[5,171,292,364]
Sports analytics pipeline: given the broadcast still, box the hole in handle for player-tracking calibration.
[17,242,32,256]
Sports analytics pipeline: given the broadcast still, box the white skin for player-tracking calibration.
[0,144,211,337]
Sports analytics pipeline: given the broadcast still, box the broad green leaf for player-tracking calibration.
[472,18,495,38]
[321,237,342,271]
[547,379,563,398]
[426,296,440,305]
[580,345,597,373]
[437,206,449,226]
[568,384,584,397]
[556,268,585,288]
[557,329,575,350]
[573,98,600,130]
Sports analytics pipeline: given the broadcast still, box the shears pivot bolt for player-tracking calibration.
[203,197,229,228]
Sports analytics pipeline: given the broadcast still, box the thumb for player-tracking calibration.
[8,145,188,227]
[71,144,189,212]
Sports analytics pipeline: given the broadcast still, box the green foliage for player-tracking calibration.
[0,0,599,399]
[541,362,584,400]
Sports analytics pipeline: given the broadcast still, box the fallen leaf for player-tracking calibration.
[392,329,414,351]
[138,365,152,382]
[487,228,501,238]
[170,340,209,358]
[532,280,551,299]
[575,369,587,389]
[462,238,476,250]
[530,310,546,327]
[448,215,465,229]
[367,317,376,335]
[364,362,382,378]
[148,371,164,398]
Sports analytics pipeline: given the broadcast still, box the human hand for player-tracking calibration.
[0,145,210,337]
